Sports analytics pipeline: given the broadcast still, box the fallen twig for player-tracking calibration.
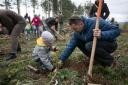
[48,68,58,85]
[28,65,39,72]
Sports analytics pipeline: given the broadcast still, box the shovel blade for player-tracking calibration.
[88,83,101,85]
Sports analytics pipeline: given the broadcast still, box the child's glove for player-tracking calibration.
[57,60,63,69]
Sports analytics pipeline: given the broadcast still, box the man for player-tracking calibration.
[58,16,120,67]
[0,9,26,60]
[45,17,59,39]
[24,13,31,23]
[89,0,110,20]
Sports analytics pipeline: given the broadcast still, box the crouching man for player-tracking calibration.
[0,9,26,60]
[58,16,120,68]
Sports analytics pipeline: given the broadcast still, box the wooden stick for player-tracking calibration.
[27,65,38,72]
[48,68,58,85]
[0,37,11,40]
[87,0,103,81]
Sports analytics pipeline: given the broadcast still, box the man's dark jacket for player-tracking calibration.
[89,0,110,19]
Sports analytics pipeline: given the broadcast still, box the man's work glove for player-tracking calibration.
[57,60,63,69]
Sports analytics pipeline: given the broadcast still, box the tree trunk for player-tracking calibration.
[17,0,20,14]
[33,6,35,15]
[48,0,50,17]
[52,0,58,16]
[31,0,37,15]
[58,0,62,13]
[5,0,9,10]
[25,0,28,13]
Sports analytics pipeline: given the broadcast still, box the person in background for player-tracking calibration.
[32,31,58,71]
[110,17,119,27]
[45,17,59,40]
[32,15,42,38]
[0,9,26,60]
[89,0,110,20]
[24,19,31,40]
[24,13,31,23]
[57,16,120,68]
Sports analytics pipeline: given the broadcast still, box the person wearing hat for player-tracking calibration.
[32,31,58,71]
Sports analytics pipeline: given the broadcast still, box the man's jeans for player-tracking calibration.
[77,40,117,66]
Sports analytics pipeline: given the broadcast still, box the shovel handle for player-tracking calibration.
[87,0,103,78]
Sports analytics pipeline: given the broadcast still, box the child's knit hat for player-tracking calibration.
[41,31,55,44]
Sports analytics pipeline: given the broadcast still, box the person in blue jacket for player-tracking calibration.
[57,16,120,68]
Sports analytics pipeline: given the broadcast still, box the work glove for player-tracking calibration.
[57,60,63,69]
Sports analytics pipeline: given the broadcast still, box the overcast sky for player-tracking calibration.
[71,0,128,22]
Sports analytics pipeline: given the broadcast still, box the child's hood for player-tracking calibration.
[36,37,46,46]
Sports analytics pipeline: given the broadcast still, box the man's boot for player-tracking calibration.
[6,53,17,61]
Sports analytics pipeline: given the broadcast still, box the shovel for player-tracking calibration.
[87,0,103,85]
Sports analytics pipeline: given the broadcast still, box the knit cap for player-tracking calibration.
[41,31,55,44]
